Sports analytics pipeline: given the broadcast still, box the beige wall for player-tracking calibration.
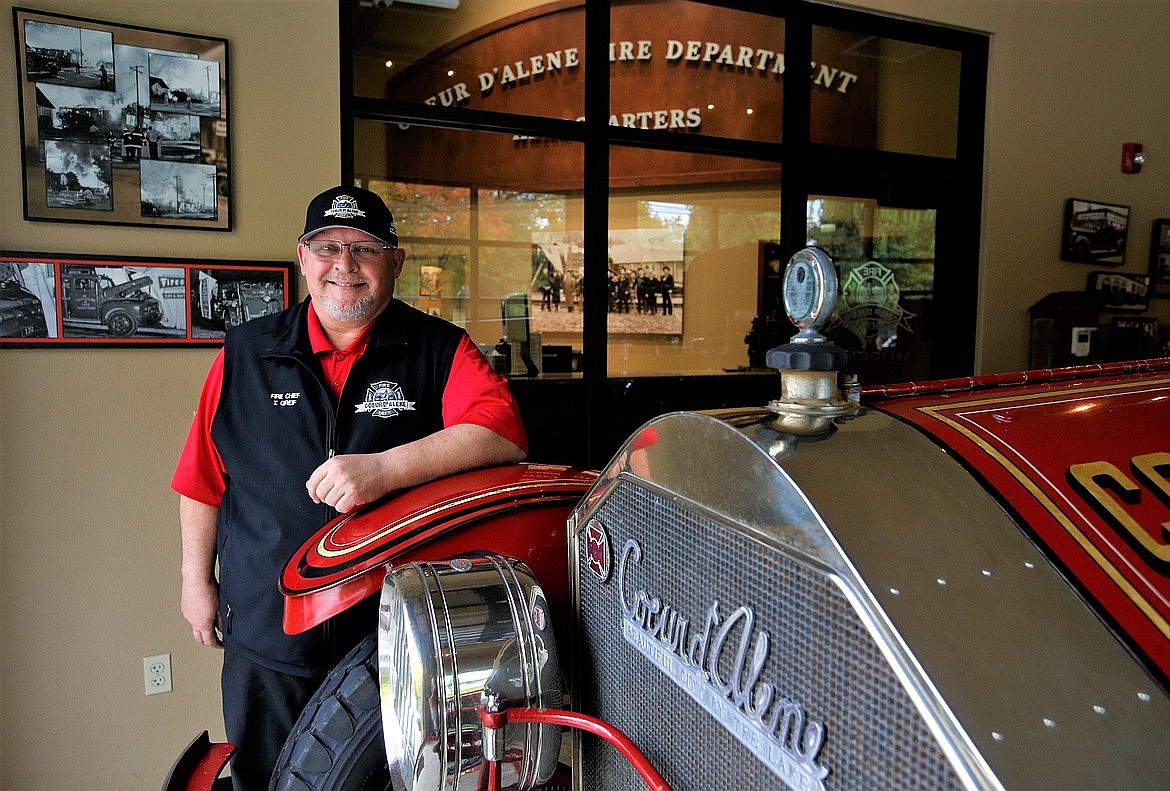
[0,2,338,789]
[1,1,1168,789]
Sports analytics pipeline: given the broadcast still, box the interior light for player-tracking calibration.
[385,59,394,69]
[746,108,754,115]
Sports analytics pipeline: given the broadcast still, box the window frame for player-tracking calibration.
[339,0,989,465]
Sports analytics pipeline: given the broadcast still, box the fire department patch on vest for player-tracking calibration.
[354,380,416,418]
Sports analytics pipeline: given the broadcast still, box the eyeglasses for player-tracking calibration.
[302,239,394,263]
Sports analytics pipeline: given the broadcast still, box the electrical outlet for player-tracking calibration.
[144,653,172,695]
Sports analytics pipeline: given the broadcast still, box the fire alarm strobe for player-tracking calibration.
[1122,143,1144,174]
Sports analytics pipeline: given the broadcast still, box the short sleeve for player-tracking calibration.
[441,335,528,454]
[171,349,229,506]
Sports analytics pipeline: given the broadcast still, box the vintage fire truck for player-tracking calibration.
[168,249,1170,791]
[60,265,163,337]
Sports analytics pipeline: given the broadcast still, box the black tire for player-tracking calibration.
[105,309,138,337]
[270,631,396,791]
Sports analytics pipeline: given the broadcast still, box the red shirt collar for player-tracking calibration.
[307,304,374,356]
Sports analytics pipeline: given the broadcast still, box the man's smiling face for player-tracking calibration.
[298,227,405,330]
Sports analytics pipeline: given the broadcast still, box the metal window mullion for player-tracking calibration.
[582,0,611,467]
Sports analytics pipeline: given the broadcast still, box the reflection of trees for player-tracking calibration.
[874,208,937,260]
[370,182,568,300]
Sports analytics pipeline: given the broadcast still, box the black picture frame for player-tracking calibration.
[12,7,231,230]
[1109,315,1160,360]
[1061,198,1130,265]
[0,251,293,346]
[1086,269,1150,312]
[1150,218,1170,297]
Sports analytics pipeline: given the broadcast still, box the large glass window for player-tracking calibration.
[344,0,987,464]
[359,121,584,355]
[608,1,785,144]
[809,196,937,383]
[811,26,962,158]
[352,1,584,121]
[606,147,780,375]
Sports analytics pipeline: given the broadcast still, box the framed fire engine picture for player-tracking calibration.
[12,7,231,230]
[0,251,293,347]
[1061,198,1129,265]
[1150,218,1170,297]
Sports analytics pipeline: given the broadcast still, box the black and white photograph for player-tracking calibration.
[140,160,218,220]
[189,267,288,338]
[148,51,220,116]
[22,18,114,90]
[42,139,112,210]
[0,253,293,347]
[0,260,56,339]
[531,229,685,337]
[1087,270,1150,312]
[13,8,231,230]
[1150,218,1170,297]
[1061,198,1130,265]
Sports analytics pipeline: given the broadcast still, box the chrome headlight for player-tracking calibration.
[378,554,563,790]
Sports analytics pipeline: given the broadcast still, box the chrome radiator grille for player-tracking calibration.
[573,480,962,791]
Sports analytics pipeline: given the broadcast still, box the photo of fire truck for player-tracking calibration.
[59,264,163,337]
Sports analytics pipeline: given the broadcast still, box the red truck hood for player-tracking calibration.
[866,359,1170,683]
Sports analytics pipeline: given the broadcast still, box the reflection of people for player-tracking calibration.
[659,266,675,315]
[172,186,528,790]
[563,269,578,312]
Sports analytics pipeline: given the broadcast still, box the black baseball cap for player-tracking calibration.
[299,185,399,248]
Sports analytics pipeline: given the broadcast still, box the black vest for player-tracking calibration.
[211,299,459,673]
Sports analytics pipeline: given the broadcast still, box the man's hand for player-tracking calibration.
[306,425,526,514]
[306,453,390,513]
[181,577,223,648]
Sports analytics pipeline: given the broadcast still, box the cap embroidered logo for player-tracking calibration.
[324,195,366,220]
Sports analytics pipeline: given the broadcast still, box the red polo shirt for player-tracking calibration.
[172,307,526,507]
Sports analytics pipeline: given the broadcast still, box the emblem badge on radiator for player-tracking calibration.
[584,518,612,581]
[616,538,830,790]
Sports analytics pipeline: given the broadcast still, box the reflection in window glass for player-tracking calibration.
[360,123,582,351]
[604,148,781,377]
[808,196,936,382]
[352,0,584,122]
[608,0,785,144]
[811,27,961,158]
[479,189,568,243]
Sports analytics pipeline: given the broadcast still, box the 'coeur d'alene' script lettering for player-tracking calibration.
[616,538,831,791]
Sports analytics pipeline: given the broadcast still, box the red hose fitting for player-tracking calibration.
[478,706,672,791]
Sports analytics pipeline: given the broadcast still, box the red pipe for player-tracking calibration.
[480,707,672,791]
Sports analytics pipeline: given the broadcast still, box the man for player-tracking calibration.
[172,185,527,790]
[144,125,162,160]
[122,127,143,162]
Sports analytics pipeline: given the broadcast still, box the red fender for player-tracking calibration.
[280,462,597,635]
[162,731,233,791]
